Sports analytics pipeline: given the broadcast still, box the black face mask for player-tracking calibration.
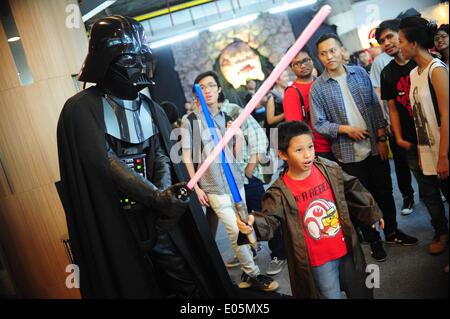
[78,15,157,96]
[103,52,155,99]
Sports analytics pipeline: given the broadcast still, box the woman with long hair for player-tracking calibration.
[399,17,449,259]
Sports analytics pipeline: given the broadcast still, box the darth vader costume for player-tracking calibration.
[57,15,234,298]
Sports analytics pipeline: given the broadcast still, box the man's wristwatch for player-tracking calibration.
[376,135,388,143]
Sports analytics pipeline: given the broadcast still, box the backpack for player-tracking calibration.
[427,61,445,127]
[186,111,232,171]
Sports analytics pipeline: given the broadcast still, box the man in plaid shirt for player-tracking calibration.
[221,99,269,214]
[310,34,418,262]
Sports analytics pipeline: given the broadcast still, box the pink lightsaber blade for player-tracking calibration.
[186,5,332,190]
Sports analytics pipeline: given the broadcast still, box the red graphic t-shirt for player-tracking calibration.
[283,164,347,267]
[283,81,331,153]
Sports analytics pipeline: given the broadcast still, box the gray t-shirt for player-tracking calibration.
[333,73,371,162]
[370,52,394,124]
[370,52,394,88]
[181,110,244,195]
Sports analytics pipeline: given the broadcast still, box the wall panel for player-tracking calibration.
[9,0,88,81]
[0,22,20,91]
[0,0,87,298]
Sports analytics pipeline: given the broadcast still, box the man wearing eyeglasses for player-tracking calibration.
[181,71,279,293]
[283,49,333,160]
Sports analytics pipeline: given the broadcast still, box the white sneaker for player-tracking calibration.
[401,197,414,215]
[225,256,240,268]
[266,257,287,275]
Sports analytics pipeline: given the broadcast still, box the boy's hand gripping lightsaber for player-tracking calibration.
[176,5,332,197]
[193,84,258,249]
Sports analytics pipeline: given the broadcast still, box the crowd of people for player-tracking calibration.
[174,16,448,298]
[60,11,448,300]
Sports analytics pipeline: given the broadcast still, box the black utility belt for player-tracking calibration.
[119,153,147,210]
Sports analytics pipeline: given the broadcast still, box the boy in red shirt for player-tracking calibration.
[283,50,333,160]
[238,121,384,299]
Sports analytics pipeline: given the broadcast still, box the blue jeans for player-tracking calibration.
[311,258,342,299]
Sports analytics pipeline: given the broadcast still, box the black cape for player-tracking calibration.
[57,86,235,298]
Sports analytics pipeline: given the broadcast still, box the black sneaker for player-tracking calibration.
[370,241,387,262]
[385,230,419,246]
[251,274,279,292]
[401,197,414,215]
[238,272,252,289]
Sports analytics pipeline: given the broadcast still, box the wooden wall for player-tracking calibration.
[0,0,88,298]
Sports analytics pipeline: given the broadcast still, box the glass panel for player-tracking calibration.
[0,0,33,86]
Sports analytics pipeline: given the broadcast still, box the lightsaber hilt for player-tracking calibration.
[235,202,258,250]
[175,184,192,202]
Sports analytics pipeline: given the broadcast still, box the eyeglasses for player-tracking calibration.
[199,83,218,91]
[434,34,448,42]
[291,57,312,67]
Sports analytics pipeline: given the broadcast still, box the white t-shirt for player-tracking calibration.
[409,58,448,175]
[333,73,371,162]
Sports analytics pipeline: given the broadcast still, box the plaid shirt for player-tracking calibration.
[220,100,268,184]
[310,65,387,163]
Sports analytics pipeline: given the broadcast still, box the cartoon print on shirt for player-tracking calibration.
[303,198,340,240]
[396,75,413,117]
[412,86,435,146]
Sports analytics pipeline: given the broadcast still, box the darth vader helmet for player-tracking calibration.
[78,15,154,97]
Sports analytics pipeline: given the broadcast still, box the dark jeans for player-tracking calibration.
[339,155,398,242]
[406,147,448,236]
[244,175,287,259]
[268,227,287,260]
[389,136,414,199]
[244,175,265,213]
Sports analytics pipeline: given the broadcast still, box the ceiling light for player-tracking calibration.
[82,0,117,22]
[149,31,199,49]
[269,0,317,14]
[208,14,259,32]
[7,36,20,42]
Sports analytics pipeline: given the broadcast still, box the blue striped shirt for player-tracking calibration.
[310,65,387,163]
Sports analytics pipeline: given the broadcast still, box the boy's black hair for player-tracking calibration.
[399,17,437,50]
[192,70,225,102]
[277,121,314,153]
[315,33,342,49]
[375,19,401,43]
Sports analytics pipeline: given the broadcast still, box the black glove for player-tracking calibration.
[155,183,190,234]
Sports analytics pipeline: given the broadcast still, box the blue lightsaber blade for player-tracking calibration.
[194,84,257,249]
[194,84,242,203]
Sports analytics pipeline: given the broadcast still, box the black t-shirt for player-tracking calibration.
[381,59,418,144]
